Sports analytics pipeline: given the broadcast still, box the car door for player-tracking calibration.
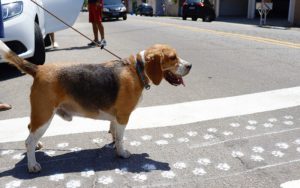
[42,0,83,34]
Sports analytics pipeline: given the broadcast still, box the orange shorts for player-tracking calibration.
[88,3,102,22]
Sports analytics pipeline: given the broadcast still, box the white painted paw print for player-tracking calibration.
[293,139,300,145]
[70,147,82,153]
[223,131,233,136]
[283,121,294,125]
[193,168,207,176]
[173,162,187,169]
[187,131,198,137]
[252,146,265,153]
[1,150,14,156]
[263,123,274,128]
[231,151,244,158]
[92,138,103,144]
[271,151,285,158]
[203,134,214,140]
[49,173,64,181]
[98,176,113,185]
[297,147,300,153]
[216,163,231,171]
[141,135,152,141]
[177,137,189,143]
[44,150,56,156]
[12,153,25,160]
[163,133,174,139]
[246,126,256,130]
[142,163,157,171]
[132,174,147,182]
[268,118,278,123]
[155,140,168,145]
[5,180,21,188]
[207,128,218,133]
[248,120,258,125]
[251,155,264,162]
[57,142,69,148]
[197,158,211,166]
[115,167,128,175]
[161,171,176,179]
[275,142,289,149]
[130,141,141,146]
[66,180,81,188]
[230,123,240,128]
[81,169,95,177]
[284,115,294,120]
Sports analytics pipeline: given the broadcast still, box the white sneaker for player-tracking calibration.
[99,39,107,47]
[53,42,59,48]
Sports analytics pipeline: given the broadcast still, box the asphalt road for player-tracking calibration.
[1,13,300,188]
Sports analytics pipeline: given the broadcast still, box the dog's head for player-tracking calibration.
[142,44,192,86]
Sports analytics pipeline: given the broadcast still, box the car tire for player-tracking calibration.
[123,14,127,20]
[27,23,45,65]
[182,16,187,20]
[203,14,213,22]
[192,17,197,21]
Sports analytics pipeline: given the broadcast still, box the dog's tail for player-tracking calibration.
[0,40,37,76]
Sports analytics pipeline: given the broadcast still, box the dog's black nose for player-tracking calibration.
[186,64,192,70]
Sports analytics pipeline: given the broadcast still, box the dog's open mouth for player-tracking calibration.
[164,71,185,86]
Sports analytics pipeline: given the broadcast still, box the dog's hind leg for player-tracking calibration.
[27,124,43,151]
[26,91,55,173]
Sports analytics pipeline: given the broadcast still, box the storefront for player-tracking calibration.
[214,0,299,25]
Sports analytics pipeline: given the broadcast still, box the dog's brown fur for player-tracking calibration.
[0,41,191,172]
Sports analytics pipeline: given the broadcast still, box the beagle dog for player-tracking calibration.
[0,41,192,173]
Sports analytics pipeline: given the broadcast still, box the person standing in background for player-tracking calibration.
[50,32,59,48]
[87,0,106,47]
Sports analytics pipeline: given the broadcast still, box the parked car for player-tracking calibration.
[0,0,83,65]
[182,0,215,22]
[103,0,127,21]
[136,3,153,16]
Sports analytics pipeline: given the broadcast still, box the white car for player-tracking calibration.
[1,0,83,65]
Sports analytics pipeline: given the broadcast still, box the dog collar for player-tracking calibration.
[136,52,150,90]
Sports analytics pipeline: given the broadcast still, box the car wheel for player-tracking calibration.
[123,14,127,20]
[203,15,212,22]
[182,16,187,20]
[192,17,197,21]
[27,22,45,65]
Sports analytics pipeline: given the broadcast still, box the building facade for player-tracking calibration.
[214,0,299,25]
[126,0,300,26]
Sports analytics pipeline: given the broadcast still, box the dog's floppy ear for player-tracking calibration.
[145,50,163,85]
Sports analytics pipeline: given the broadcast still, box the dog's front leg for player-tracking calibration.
[111,120,131,158]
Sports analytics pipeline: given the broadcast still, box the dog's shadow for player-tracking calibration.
[0,143,170,179]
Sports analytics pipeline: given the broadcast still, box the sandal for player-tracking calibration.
[0,103,12,111]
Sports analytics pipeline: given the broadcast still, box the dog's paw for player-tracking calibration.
[28,162,42,173]
[117,149,131,159]
[35,141,43,150]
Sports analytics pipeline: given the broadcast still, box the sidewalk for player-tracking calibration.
[215,17,300,30]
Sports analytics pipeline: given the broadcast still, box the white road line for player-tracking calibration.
[1,86,300,143]
[281,180,300,188]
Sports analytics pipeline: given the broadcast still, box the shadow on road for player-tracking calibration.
[0,143,170,179]
[0,64,24,81]
[46,45,92,53]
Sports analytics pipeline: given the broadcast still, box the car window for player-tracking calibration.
[104,0,123,5]
[187,0,204,3]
